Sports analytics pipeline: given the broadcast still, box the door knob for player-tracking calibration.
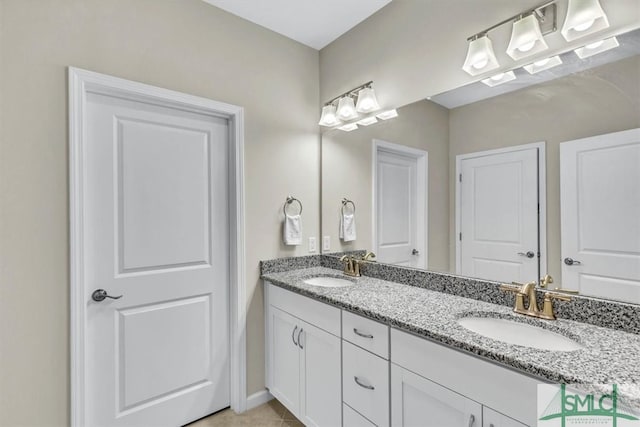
[518,251,535,258]
[412,249,420,255]
[91,289,123,302]
[564,257,582,266]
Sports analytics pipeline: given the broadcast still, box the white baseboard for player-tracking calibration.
[246,389,273,411]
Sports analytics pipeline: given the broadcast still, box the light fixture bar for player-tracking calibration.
[466,0,557,41]
[323,81,374,106]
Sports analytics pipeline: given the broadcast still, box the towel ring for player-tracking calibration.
[341,198,356,215]
[284,196,303,216]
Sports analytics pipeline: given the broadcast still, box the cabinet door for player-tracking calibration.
[299,320,342,427]
[268,306,301,416]
[483,407,529,427]
[391,364,482,427]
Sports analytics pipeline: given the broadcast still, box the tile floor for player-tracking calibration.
[187,399,303,427]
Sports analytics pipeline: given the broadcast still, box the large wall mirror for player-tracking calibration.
[321,29,640,304]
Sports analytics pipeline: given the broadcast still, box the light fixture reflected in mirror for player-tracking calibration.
[462,35,500,76]
[506,14,549,60]
[523,55,563,73]
[574,36,619,58]
[337,123,358,132]
[318,104,341,127]
[561,0,610,41]
[376,109,398,120]
[481,70,516,87]
[357,116,378,126]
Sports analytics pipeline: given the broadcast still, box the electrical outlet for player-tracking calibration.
[323,236,331,251]
[308,237,317,253]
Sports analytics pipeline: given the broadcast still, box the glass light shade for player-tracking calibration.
[561,0,609,41]
[376,109,398,120]
[506,14,549,60]
[574,36,619,59]
[355,87,381,113]
[462,35,500,76]
[337,123,358,132]
[481,70,516,87]
[318,104,341,127]
[523,55,563,74]
[336,96,358,121]
[357,116,378,126]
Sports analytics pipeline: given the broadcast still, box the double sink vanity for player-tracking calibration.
[261,254,640,427]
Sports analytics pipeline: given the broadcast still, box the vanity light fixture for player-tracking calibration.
[355,86,380,113]
[561,0,609,41]
[336,96,358,121]
[574,36,619,59]
[481,70,517,87]
[318,104,341,127]
[462,1,557,76]
[506,13,549,60]
[357,116,378,126]
[320,81,383,127]
[376,109,398,120]
[462,35,500,76]
[523,55,563,74]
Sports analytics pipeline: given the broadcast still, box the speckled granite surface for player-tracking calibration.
[261,266,640,409]
[318,255,640,335]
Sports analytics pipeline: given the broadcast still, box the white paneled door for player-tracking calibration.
[560,128,640,303]
[458,144,542,284]
[83,89,230,426]
[374,141,427,268]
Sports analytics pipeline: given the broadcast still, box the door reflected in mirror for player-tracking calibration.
[321,36,640,304]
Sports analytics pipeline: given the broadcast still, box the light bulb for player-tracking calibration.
[518,41,536,52]
[534,58,550,66]
[586,40,604,49]
[473,58,489,69]
[574,19,595,32]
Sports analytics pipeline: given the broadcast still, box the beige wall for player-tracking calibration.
[448,55,640,279]
[322,100,450,272]
[0,1,319,425]
[320,0,640,110]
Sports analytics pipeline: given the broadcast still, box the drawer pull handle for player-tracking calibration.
[298,328,304,349]
[354,376,375,390]
[292,325,298,347]
[468,414,475,427]
[353,328,374,339]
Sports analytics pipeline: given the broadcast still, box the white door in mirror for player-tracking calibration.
[458,145,540,283]
[560,128,640,304]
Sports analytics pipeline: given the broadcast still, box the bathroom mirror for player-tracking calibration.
[321,29,640,304]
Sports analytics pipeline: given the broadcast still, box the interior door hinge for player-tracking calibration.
[459,173,462,183]
[459,232,462,241]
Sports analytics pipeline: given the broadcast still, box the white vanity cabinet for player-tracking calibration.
[391,364,482,427]
[391,329,541,426]
[265,283,342,427]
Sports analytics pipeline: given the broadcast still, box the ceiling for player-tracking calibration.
[202,0,392,50]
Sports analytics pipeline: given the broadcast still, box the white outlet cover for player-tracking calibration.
[308,237,317,253]
[323,236,331,251]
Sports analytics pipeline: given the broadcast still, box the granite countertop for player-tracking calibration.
[262,266,640,410]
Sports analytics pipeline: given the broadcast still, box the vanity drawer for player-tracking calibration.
[343,341,390,427]
[266,282,340,336]
[343,403,376,427]
[342,310,389,359]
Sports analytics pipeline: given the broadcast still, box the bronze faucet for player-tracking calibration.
[500,276,574,320]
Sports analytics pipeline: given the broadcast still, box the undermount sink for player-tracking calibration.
[458,316,584,352]
[303,276,355,288]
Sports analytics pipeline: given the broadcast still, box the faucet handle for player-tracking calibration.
[540,274,554,288]
[362,251,376,262]
[540,291,572,320]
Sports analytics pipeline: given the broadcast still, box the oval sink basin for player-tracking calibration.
[303,276,355,288]
[458,316,583,352]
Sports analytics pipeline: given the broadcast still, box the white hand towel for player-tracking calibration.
[283,214,302,245]
[339,212,357,242]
